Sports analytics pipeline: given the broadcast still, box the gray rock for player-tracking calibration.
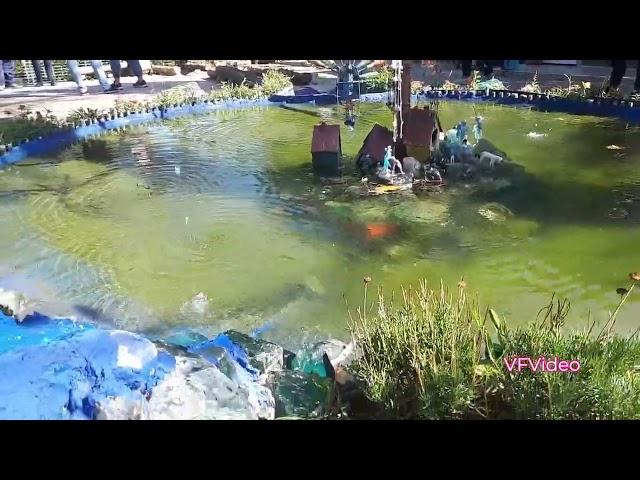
[224,330,284,375]
[402,157,422,177]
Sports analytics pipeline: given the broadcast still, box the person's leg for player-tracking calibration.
[43,60,55,85]
[460,60,472,78]
[634,60,640,93]
[90,60,110,91]
[608,60,626,91]
[32,60,44,85]
[107,60,124,92]
[67,60,87,93]
[0,61,5,89]
[109,60,122,84]
[4,60,16,87]
[126,60,148,87]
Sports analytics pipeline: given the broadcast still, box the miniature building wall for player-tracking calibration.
[311,123,341,173]
[402,108,439,162]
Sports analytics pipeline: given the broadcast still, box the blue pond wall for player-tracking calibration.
[2,89,640,166]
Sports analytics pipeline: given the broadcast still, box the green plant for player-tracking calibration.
[546,75,591,99]
[364,67,393,92]
[348,275,640,420]
[260,69,292,96]
[522,72,542,94]
[467,71,481,90]
[0,107,64,145]
[113,99,152,113]
[66,107,101,123]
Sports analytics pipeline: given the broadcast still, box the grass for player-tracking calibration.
[347,274,640,419]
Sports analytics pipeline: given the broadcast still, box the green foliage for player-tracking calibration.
[0,106,63,145]
[364,67,393,92]
[349,277,640,420]
[260,70,293,96]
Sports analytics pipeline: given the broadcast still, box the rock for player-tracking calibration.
[402,157,422,177]
[144,356,275,420]
[180,63,212,75]
[189,330,284,378]
[390,200,449,226]
[0,329,175,420]
[0,288,28,320]
[344,185,365,198]
[477,202,514,222]
[151,65,180,76]
[291,338,356,378]
[266,370,334,418]
[214,65,261,86]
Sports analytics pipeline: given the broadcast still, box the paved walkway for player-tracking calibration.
[0,71,215,120]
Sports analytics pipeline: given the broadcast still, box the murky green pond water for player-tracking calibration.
[1,101,640,341]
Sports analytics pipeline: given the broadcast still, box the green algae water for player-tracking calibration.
[1,101,640,340]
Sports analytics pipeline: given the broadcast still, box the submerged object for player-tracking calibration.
[311,122,341,175]
[365,222,399,239]
[527,131,546,139]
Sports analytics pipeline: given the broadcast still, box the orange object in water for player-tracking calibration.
[365,223,398,239]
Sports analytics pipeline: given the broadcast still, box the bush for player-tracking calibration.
[0,107,63,145]
[348,277,640,419]
[260,70,293,97]
[363,67,393,92]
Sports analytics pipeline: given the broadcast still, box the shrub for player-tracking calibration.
[348,276,640,419]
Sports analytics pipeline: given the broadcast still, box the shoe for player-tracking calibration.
[78,86,88,95]
[133,80,148,88]
[0,86,5,91]
[105,83,124,93]
[34,82,44,87]
[50,81,57,86]
[6,84,21,89]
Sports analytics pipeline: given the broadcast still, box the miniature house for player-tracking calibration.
[311,122,341,174]
[401,107,440,162]
[356,123,394,165]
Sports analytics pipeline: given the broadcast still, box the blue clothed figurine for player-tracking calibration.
[382,145,393,171]
[456,120,467,141]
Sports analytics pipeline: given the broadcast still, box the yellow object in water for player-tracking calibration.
[372,184,411,195]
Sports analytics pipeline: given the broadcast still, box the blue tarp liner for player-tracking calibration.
[0,310,275,419]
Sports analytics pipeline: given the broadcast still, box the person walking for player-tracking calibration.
[106,60,148,92]
[606,60,640,96]
[0,60,18,90]
[31,60,56,86]
[67,60,111,95]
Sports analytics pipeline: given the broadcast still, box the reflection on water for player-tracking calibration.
[1,102,640,340]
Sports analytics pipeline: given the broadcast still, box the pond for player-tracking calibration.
[1,100,639,344]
